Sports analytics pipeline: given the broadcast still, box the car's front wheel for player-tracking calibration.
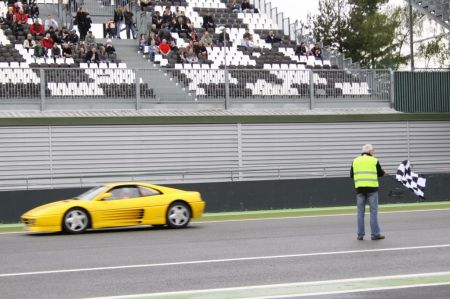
[63,208,89,233]
[166,202,191,229]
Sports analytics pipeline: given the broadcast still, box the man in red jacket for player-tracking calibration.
[40,33,54,57]
[29,19,44,36]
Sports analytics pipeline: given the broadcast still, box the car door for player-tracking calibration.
[91,185,149,228]
[136,185,171,225]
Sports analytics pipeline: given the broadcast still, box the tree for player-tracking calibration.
[388,5,425,70]
[312,0,414,69]
[417,36,450,68]
[344,0,400,68]
[312,0,349,53]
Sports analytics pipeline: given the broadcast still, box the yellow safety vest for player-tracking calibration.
[352,155,379,188]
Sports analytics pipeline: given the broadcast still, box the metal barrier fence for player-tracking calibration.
[395,70,450,113]
[0,67,392,110]
[0,160,448,191]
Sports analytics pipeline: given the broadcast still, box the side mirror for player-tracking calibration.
[99,192,112,200]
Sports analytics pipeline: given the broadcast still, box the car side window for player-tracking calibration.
[108,186,141,200]
[139,186,161,197]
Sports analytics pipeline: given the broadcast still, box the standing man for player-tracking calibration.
[350,144,387,241]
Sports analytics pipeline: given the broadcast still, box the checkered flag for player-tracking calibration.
[396,160,426,198]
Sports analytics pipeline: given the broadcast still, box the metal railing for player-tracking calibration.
[0,67,392,109]
[0,160,448,191]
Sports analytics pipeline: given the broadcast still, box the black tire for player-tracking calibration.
[63,208,89,234]
[166,202,191,229]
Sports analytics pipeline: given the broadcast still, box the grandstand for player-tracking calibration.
[0,0,396,109]
[0,0,448,109]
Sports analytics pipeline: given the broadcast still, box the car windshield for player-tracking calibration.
[75,186,107,201]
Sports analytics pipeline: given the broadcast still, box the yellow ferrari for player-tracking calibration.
[21,182,205,233]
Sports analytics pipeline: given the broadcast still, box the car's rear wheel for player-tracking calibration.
[166,202,191,229]
[63,208,89,234]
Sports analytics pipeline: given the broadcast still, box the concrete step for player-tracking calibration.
[110,39,193,102]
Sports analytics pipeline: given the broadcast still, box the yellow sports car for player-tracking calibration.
[21,182,205,233]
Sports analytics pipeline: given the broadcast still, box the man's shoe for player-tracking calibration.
[357,235,364,240]
[371,235,385,240]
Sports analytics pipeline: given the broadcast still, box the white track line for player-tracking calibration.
[1,244,450,278]
[1,207,450,235]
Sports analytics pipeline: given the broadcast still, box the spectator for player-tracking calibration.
[105,19,115,39]
[152,11,163,30]
[162,6,173,26]
[66,29,79,44]
[240,0,259,13]
[62,42,73,58]
[202,11,215,30]
[29,3,39,21]
[230,0,241,12]
[147,39,158,61]
[75,46,87,61]
[176,15,190,35]
[123,7,135,39]
[140,0,152,11]
[169,16,178,32]
[43,15,58,32]
[76,40,88,54]
[75,7,92,41]
[138,33,147,51]
[85,30,96,47]
[98,46,108,62]
[200,31,213,47]
[265,31,282,44]
[86,46,99,63]
[185,47,198,64]
[174,6,183,17]
[15,8,28,29]
[147,31,157,45]
[241,0,252,12]
[46,26,59,44]
[158,24,172,42]
[295,42,309,57]
[243,28,252,40]
[40,33,54,57]
[51,43,61,58]
[195,41,208,61]
[159,38,171,56]
[29,18,44,36]
[34,42,45,57]
[113,5,124,39]
[241,28,257,48]
[218,30,231,46]
[105,39,116,54]
[176,48,186,63]
[189,30,199,43]
[5,7,16,28]
[310,42,323,61]
[11,2,20,14]
[23,33,36,52]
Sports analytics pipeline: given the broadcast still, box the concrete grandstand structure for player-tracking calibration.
[0,0,396,109]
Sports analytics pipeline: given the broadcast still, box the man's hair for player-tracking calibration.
[362,144,373,153]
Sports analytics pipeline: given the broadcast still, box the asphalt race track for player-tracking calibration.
[1,209,450,299]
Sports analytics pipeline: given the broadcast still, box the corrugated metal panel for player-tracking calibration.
[395,72,450,113]
[0,121,449,189]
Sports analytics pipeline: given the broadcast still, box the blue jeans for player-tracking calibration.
[356,192,380,237]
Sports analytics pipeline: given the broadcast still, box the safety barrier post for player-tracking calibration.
[40,69,46,111]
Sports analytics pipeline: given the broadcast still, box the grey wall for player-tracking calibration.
[2,173,449,223]
[1,121,450,190]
